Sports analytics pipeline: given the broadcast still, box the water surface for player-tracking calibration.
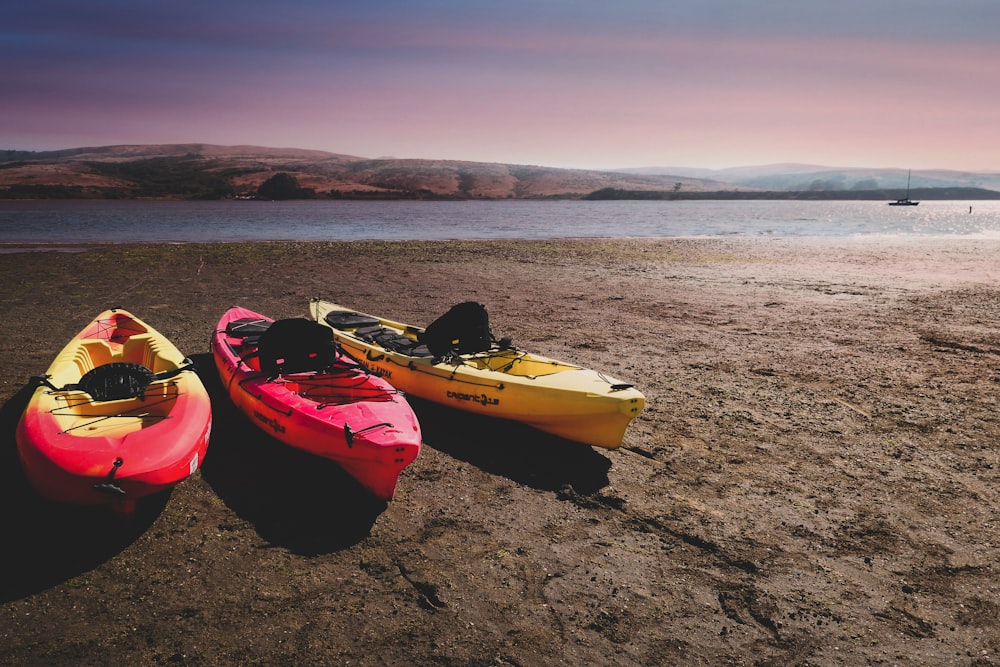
[2,199,998,243]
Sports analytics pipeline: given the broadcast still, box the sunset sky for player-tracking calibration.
[4,1,999,171]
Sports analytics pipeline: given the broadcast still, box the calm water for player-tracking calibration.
[1,199,999,243]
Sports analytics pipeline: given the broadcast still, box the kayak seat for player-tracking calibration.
[78,362,156,401]
[418,302,493,358]
[257,318,337,376]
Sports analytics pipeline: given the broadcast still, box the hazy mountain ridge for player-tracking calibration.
[619,164,1000,192]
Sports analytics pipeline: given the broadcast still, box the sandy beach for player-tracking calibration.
[1,237,998,665]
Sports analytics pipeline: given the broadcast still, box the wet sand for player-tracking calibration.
[1,237,998,665]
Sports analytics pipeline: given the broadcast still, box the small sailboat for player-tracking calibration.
[888,169,919,206]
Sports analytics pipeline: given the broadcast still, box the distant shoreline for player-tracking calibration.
[4,187,1000,202]
[582,187,1000,201]
[5,144,1000,202]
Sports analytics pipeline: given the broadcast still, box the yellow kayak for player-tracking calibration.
[309,299,644,449]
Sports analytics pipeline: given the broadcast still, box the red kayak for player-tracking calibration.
[16,309,212,514]
[211,306,421,500]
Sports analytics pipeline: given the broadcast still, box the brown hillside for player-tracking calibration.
[0,144,724,198]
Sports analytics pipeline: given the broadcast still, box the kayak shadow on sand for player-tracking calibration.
[194,353,387,556]
[407,396,613,495]
[0,381,166,602]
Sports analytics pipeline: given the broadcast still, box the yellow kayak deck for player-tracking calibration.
[309,299,644,449]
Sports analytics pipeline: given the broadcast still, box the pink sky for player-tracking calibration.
[4,1,1000,171]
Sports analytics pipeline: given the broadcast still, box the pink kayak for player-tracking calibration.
[211,306,421,500]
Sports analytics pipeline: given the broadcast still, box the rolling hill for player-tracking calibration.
[0,144,727,200]
[2,145,999,200]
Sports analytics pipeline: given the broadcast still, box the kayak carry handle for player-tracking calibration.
[93,458,126,496]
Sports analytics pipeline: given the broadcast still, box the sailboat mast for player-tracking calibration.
[888,168,919,205]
